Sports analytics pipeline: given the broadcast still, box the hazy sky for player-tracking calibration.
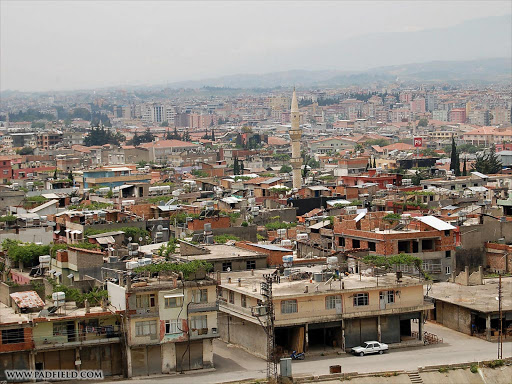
[1,1,511,92]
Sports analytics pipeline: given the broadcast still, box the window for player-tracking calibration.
[380,290,395,303]
[241,294,247,308]
[136,294,156,308]
[445,251,451,258]
[229,291,234,304]
[222,262,232,272]
[353,293,369,306]
[368,242,376,252]
[53,323,67,336]
[281,300,298,314]
[190,315,207,330]
[164,296,183,308]
[246,260,256,270]
[165,320,180,334]
[192,289,208,303]
[135,321,157,337]
[444,230,450,237]
[352,239,360,248]
[2,170,7,175]
[325,295,341,310]
[445,266,451,275]
[1,328,24,344]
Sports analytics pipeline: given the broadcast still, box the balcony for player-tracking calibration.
[189,327,219,340]
[188,301,219,314]
[34,326,122,350]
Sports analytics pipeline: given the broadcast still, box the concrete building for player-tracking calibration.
[107,272,219,377]
[218,266,433,358]
[428,278,512,341]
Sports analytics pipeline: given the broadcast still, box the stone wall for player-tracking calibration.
[217,312,267,358]
[435,300,472,335]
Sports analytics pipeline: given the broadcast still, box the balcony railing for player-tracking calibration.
[189,301,219,313]
[33,326,122,350]
[189,328,219,340]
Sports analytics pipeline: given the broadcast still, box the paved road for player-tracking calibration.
[123,322,512,384]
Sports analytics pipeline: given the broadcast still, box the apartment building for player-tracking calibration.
[461,126,512,146]
[0,292,123,380]
[448,108,467,124]
[218,266,433,358]
[107,273,219,377]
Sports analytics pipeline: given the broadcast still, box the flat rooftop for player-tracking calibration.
[219,265,425,298]
[177,244,265,261]
[0,302,115,325]
[428,278,512,313]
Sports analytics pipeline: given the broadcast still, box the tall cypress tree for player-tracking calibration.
[211,128,215,142]
[450,136,459,175]
[233,156,239,175]
[462,157,467,176]
[373,158,377,168]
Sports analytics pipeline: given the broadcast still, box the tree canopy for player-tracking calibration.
[84,126,125,146]
[472,145,502,174]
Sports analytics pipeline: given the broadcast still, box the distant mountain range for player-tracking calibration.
[163,58,511,89]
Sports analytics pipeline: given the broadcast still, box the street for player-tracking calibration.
[122,322,512,384]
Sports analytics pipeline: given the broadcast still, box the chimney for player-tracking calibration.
[238,278,242,287]
[85,299,90,314]
[342,281,345,290]
[228,277,232,284]
[304,285,308,293]
[118,271,124,287]
[126,274,132,290]
[251,269,254,276]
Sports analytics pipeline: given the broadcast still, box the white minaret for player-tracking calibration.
[290,89,303,189]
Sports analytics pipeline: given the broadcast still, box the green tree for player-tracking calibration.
[280,164,293,173]
[472,145,502,174]
[211,128,215,142]
[450,136,460,176]
[19,147,34,155]
[160,121,169,127]
[462,157,467,176]
[418,118,428,127]
[373,158,377,168]
[233,156,239,175]
[354,143,364,153]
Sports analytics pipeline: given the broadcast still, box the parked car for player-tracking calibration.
[351,341,389,356]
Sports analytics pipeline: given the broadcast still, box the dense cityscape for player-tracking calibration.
[0,1,511,384]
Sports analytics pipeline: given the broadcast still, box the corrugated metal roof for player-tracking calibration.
[416,216,456,231]
[248,243,290,252]
[354,212,367,223]
[309,220,330,230]
[10,291,45,309]
[471,171,488,179]
[28,199,59,213]
[95,236,116,245]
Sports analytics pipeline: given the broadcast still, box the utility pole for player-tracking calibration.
[498,273,503,360]
[252,274,278,382]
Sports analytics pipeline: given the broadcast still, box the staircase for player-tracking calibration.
[407,371,423,384]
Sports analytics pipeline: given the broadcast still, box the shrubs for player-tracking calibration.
[470,364,478,373]
[214,234,239,244]
[265,221,297,231]
[134,260,212,279]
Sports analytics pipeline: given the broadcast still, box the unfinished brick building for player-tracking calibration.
[333,212,458,281]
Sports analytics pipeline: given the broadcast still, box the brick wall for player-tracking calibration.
[234,242,290,266]
[485,242,512,272]
[0,327,33,352]
[188,216,230,231]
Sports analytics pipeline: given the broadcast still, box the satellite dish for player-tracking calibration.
[139,237,143,242]
[226,267,231,272]
[128,237,132,241]
[157,225,163,231]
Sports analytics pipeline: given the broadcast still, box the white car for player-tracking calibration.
[352,341,389,356]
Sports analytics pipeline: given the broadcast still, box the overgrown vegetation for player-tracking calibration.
[48,278,107,306]
[2,240,50,265]
[214,234,239,244]
[265,221,297,230]
[134,260,213,279]
[156,239,178,259]
[383,213,401,222]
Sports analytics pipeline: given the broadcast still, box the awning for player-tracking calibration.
[70,230,82,234]
[164,293,184,299]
